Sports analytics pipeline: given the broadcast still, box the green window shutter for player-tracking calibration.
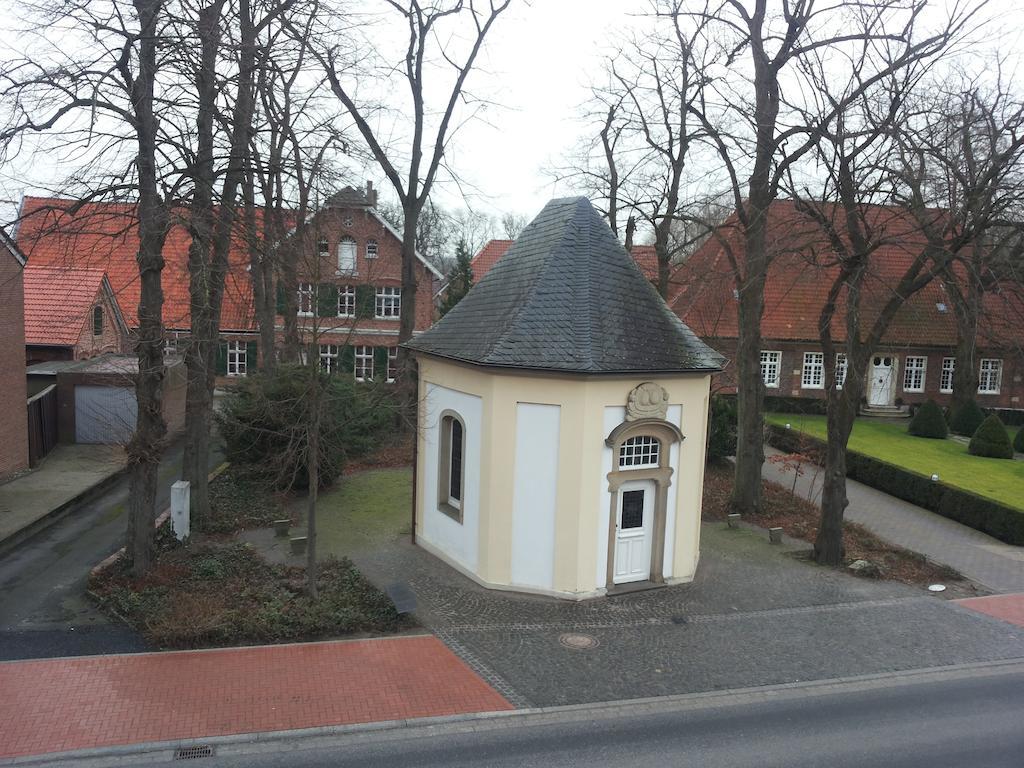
[215,341,228,376]
[340,345,355,376]
[373,347,388,380]
[355,285,375,319]
[317,283,338,317]
[246,341,258,373]
[275,281,286,314]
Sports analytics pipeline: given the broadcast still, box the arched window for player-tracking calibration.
[317,236,329,256]
[365,238,378,258]
[438,412,465,521]
[337,237,357,273]
[92,306,103,336]
[618,435,660,469]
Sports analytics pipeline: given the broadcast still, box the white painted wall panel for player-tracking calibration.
[421,383,482,571]
[510,403,560,589]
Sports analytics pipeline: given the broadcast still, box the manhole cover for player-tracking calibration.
[558,632,600,650]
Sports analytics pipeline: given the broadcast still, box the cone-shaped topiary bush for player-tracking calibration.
[1013,425,1024,454]
[908,399,948,439]
[968,414,1014,459]
[949,399,986,436]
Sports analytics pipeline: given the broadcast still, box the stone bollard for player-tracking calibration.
[273,519,291,537]
[768,527,783,544]
[727,513,741,529]
[170,480,190,542]
[289,536,308,556]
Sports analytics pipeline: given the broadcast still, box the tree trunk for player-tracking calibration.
[395,200,421,425]
[814,385,859,565]
[305,378,320,600]
[950,276,981,412]
[126,0,168,578]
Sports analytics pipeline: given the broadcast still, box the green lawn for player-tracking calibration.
[766,413,1024,510]
[299,468,413,558]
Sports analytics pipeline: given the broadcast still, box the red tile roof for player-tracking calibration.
[472,239,660,283]
[23,266,107,346]
[16,197,258,331]
[670,200,1024,349]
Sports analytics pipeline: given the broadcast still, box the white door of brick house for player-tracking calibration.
[613,479,655,584]
[869,356,896,406]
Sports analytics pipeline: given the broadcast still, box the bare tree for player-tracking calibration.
[500,212,527,239]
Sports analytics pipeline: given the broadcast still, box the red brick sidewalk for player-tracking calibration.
[956,593,1024,629]
[0,635,512,760]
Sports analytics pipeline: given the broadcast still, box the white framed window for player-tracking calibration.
[337,237,357,273]
[319,344,339,373]
[940,357,955,393]
[375,286,401,319]
[366,239,378,259]
[802,352,824,389]
[835,353,848,389]
[386,347,399,383]
[297,282,314,316]
[618,435,661,469]
[439,412,465,519]
[354,345,373,382]
[227,341,247,377]
[760,351,781,388]
[338,285,355,318]
[903,356,927,393]
[979,358,1003,394]
[317,237,329,257]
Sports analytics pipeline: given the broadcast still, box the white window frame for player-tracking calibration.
[903,356,927,393]
[386,347,399,383]
[366,239,378,259]
[319,344,339,373]
[337,285,355,318]
[835,353,848,390]
[978,358,1003,395]
[337,237,357,274]
[439,412,465,520]
[317,236,329,257]
[375,286,401,319]
[618,435,661,469]
[802,352,825,389]
[227,340,247,377]
[354,345,374,382]
[760,351,781,389]
[297,282,315,316]
[940,357,955,394]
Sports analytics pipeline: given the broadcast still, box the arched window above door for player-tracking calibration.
[618,435,660,469]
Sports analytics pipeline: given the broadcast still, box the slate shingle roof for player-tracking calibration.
[471,238,660,284]
[406,197,724,374]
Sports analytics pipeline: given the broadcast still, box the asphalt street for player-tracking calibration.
[102,664,1024,768]
[0,438,222,660]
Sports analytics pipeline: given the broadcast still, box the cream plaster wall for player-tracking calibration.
[415,355,712,599]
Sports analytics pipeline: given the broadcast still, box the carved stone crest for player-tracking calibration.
[625,382,669,422]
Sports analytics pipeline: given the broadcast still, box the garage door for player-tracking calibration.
[74,386,138,444]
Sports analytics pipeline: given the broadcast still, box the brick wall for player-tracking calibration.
[708,337,1024,410]
[0,252,29,477]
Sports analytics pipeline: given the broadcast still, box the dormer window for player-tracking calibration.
[337,237,357,274]
[317,237,329,257]
[366,239,378,259]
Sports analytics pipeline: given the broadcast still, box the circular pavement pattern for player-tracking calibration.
[558,632,600,651]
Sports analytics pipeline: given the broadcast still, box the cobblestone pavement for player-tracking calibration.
[762,445,1024,593]
[350,524,1024,708]
[0,636,511,760]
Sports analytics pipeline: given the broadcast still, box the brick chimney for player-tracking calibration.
[365,181,378,209]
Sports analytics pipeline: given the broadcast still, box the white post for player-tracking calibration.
[171,480,191,542]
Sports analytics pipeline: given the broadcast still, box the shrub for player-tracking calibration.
[907,399,948,439]
[949,399,986,436]
[706,395,737,462]
[216,365,394,490]
[968,415,1014,459]
[1014,426,1024,454]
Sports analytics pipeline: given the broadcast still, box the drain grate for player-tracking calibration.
[558,632,600,650]
[173,745,214,760]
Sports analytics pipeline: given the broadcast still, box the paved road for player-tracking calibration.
[0,439,222,660]
[103,664,1024,768]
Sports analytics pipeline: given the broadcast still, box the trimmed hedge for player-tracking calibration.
[1014,426,1024,454]
[707,395,738,462]
[908,399,948,439]
[968,415,1014,459]
[766,424,1024,546]
[949,399,986,437]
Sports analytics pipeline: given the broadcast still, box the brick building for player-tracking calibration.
[15,185,441,382]
[670,201,1024,413]
[0,228,29,479]
[23,266,129,365]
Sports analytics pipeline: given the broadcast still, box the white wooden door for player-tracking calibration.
[868,356,896,406]
[613,480,655,585]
